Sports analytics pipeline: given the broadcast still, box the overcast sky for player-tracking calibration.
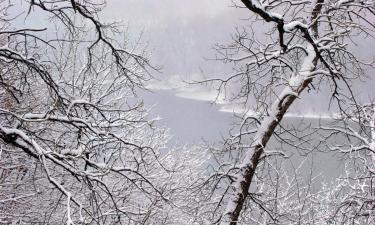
[12,0,373,143]
[99,0,375,143]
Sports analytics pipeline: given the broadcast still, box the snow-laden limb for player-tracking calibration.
[220,42,317,225]
[206,0,375,223]
[317,104,375,223]
[0,2,170,223]
[0,124,83,224]
[1,98,171,224]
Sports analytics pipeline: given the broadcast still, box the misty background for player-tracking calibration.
[101,1,375,185]
[99,0,375,144]
[10,0,374,183]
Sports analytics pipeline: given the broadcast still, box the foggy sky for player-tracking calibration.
[102,0,374,111]
[100,0,375,143]
[11,0,374,143]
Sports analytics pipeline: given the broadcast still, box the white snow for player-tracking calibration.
[61,145,85,156]
[67,99,92,114]
[146,74,229,104]
[219,103,336,120]
[175,89,227,104]
[283,21,307,32]
[220,42,317,225]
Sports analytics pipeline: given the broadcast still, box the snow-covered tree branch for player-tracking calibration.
[197,0,375,224]
[317,103,375,224]
[0,1,172,224]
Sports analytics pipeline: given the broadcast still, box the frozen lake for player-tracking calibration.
[143,90,346,186]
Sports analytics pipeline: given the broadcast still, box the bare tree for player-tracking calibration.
[0,1,178,224]
[1,1,374,224]
[317,103,375,224]
[196,0,375,224]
